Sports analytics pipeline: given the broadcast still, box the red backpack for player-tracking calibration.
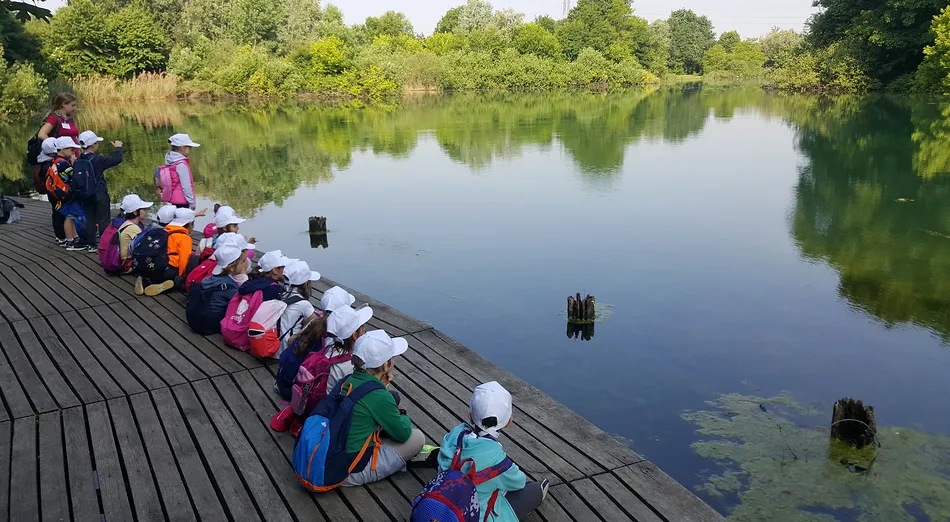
[184,247,216,294]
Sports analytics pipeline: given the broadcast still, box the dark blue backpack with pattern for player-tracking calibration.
[411,429,513,522]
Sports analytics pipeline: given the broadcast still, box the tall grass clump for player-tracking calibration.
[71,73,179,101]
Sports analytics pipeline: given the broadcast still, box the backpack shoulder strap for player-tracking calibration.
[283,295,306,306]
[326,353,352,365]
[343,380,385,404]
[471,456,514,485]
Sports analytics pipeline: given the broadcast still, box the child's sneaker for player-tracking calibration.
[134,277,144,296]
[56,238,67,247]
[86,244,98,253]
[144,280,175,296]
[540,479,550,501]
[407,444,440,469]
[66,240,85,251]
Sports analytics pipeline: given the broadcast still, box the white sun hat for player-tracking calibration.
[169,208,196,227]
[119,194,153,213]
[212,244,243,275]
[37,138,57,162]
[321,286,356,314]
[469,381,513,438]
[352,329,408,369]
[156,205,177,224]
[327,305,374,340]
[213,207,245,228]
[169,133,200,147]
[285,260,320,286]
[78,130,104,148]
[54,136,78,151]
[258,250,295,273]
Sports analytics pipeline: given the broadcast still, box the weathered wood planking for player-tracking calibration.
[0,197,724,522]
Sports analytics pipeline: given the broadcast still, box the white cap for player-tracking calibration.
[169,133,200,147]
[37,138,57,162]
[78,130,104,148]
[212,244,243,275]
[285,260,320,286]
[321,286,355,313]
[327,305,373,340]
[215,232,249,250]
[169,208,196,227]
[258,250,294,273]
[54,136,78,151]
[470,381,513,438]
[213,207,245,228]
[353,329,408,369]
[119,194,153,213]
[156,204,177,224]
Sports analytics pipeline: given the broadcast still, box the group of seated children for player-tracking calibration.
[92,169,546,522]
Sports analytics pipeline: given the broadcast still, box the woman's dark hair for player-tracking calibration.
[293,315,328,357]
[124,212,137,220]
[292,282,312,300]
[51,92,76,111]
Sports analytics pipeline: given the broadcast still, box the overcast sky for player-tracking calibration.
[44,0,816,38]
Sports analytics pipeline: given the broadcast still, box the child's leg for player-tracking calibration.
[386,428,425,462]
[506,481,547,518]
[342,429,425,487]
[50,200,65,240]
[63,217,77,240]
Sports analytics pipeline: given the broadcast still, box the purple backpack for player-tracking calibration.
[291,348,351,416]
[411,429,514,522]
[98,218,130,274]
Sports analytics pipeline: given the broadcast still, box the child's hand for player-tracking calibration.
[247,237,257,244]
[194,208,208,217]
[112,140,123,148]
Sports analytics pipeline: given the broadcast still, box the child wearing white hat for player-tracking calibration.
[160,133,199,210]
[117,194,153,273]
[434,382,549,521]
[77,130,123,240]
[186,244,246,335]
[276,260,322,356]
[338,329,424,487]
[35,138,66,244]
[198,205,256,252]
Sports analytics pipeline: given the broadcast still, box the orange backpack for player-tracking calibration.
[45,159,71,203]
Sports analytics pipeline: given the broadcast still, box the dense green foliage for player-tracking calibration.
[0,44,47,115]
[667,9,714,74]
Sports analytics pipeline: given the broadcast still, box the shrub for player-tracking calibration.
[0,54,48,115]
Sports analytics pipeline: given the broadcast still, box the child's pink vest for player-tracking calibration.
[156,158,194,206]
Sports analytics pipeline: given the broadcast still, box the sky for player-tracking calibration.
[43,0,817,39]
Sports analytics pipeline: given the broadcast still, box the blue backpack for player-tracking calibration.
[411,429,514,522]
[293,379,384,492]
[70,156,96,200]
[186,277,236,335]
[131,227,187,279]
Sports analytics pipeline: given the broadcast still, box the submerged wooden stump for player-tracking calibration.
[830,397,877,449]
[310,234,329,249]
[567,293,595,324]
[309,216,327,235]
[566,322,595,341]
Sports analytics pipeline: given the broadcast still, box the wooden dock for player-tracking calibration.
[0,198,723,522]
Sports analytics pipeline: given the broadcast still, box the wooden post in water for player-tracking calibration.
[566,293,595,340]
[309,216,328,249]
[830,397,877,449]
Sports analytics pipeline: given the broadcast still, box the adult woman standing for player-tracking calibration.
[37,93,80,144]
[37,93,79,245]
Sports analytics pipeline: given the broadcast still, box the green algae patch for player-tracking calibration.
[683,393,950,521]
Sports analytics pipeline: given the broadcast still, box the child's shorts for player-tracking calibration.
[342,444,406,487]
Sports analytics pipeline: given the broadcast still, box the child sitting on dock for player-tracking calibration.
[323,303,372,393]
[277,260,322,356]
[431,382,549,522]
[256,250,293,284]
[198,205,256,252]
[339,329,425,486]
[186,244,246,334]
[117,194,153,273]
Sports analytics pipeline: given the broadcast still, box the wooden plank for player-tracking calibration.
[236,369,360,522]
[0,288,25,323]
[57,256,131,303]
[0,337,32,419]
[78,306,167,390]
[22,262,105,310]
[61,310,144,396]
[211,374,327,522]
[151,387,229,521]
[613,463,724,522]
[0,422,10,522]
[86,401,136,522]
[591,472,664,522]
[171,384,262,522]
[108,301,212,382]
[62,406,101,521]
[313,278,423,334]
[11,265,74,314]
[415,329,637,467]
[108,397,165,522]
[128,392,199,522]
[18,319,101,405]
[43,314,125,400]
[30,257,118,307]
[191,379,293,522]
[548,483,603,522]
[0,322,57,414]
[148,293,259,371]
[38,411,70,522]
[0,271,47,318]
[90,305,187,387]
[569,478,636,522]
[10,416,38,522]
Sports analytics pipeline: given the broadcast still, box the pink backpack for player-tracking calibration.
[291,349,352,416]
[220,290,264,350]
[155,159,191,205]
[98,219,130,274]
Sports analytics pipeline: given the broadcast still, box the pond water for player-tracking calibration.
[5,87,950,519]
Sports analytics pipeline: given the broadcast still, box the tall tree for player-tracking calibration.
[435,6,462,33]
[364,10,413,38]
[457,0,494,32]
[555,0,649,61]
[759,27,802,67]
[514,22,561,59]
[667,9,714,74]
[808,0,944,83]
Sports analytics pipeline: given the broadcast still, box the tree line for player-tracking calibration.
[1,0,950,115]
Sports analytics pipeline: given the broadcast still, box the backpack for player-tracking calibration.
[45,161,71,202]
[0,195,23,225]
[70,156,96,200]
[26,114,60,166]
[183,247,216,294]
[131,228,186,279]
[221,290,264,350]
[411,430,514,522]
[291,346,350,417]
[293,379,385,492]
[187,277,234,335]
[247,295,307,359]
[98,218,131,274]
[127,222,156,256]
[33,163,49,194]
[155,159,190,205]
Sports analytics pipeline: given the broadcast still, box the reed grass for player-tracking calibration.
[70,73,179,101]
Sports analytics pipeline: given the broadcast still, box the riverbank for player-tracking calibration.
[0,198,723,521]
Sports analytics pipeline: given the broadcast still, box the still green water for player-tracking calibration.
[4,87,950,520]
